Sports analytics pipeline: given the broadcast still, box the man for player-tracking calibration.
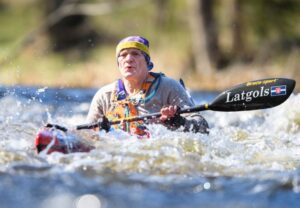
[87,36,208,136]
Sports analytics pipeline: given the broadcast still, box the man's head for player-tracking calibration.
[116,36,153,71]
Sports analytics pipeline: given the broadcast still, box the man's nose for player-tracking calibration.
[124,53,134,61]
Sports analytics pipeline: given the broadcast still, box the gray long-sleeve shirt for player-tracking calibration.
[87,75,209,133]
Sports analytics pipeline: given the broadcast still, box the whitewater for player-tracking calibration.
[0,85,299,208]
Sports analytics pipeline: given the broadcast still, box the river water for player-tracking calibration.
[0,85,299,208]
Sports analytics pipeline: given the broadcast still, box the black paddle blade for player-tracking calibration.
[209,78,296,111]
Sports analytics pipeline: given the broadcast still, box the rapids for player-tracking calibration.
[0,85,299,208]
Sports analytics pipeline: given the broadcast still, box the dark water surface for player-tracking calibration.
[0,85,299,208]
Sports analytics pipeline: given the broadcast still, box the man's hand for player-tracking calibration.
[160,105,186,129]
[98,116,111,132]
[160,105,178,122]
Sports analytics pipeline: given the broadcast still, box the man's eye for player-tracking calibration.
[119,53,127,57]
[132,52,140,56]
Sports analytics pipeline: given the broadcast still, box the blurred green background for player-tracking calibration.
[0,0,299,90]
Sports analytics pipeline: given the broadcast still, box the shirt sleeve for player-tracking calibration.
[157,77,194,107]
[183,114,209,134]
[86,90,104,123]
[86,83,114,123]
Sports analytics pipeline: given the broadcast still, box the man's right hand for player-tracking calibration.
[98,116,111,132]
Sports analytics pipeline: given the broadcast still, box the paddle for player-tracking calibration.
[47,78,296,132]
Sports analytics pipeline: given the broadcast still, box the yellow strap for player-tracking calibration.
[116,42,150,56]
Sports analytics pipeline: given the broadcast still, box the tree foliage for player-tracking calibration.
[188,0,300,73]
[1,0,300,73]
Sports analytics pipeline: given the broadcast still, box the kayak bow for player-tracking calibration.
[35,127,94,154]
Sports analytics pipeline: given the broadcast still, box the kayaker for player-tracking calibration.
[86,35,209,136]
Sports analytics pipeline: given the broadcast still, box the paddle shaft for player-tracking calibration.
[75,104,208,130]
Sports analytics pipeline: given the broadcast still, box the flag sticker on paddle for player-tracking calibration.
[271,85,287,96]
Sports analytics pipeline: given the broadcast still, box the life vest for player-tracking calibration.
[106,72,162,137]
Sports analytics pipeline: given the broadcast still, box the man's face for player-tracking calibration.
[117,48,148,81]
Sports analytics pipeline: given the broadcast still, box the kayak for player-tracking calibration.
[35,127,94,154]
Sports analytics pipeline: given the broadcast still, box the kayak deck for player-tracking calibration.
[35,127,94,154]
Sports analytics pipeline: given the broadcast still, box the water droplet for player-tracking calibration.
[203,182,211,190]
[75,194,101,208]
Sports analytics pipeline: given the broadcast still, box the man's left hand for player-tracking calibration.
[160,105,178,122]
[160,105,186,129]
